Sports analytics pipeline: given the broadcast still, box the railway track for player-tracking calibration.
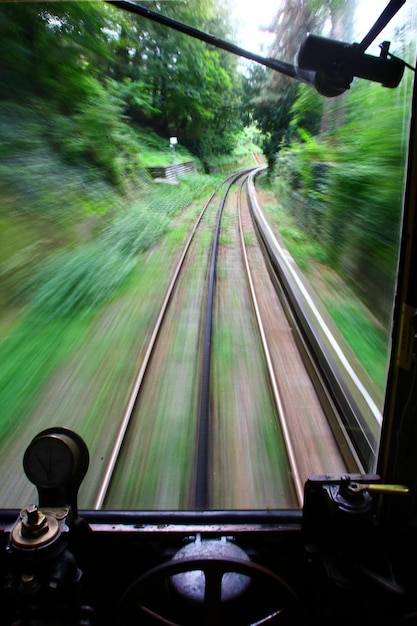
[93,169,350,511]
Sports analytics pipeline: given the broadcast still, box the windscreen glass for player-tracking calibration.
[0,0,416,510]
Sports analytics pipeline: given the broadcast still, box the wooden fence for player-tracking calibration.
[148,161,197,182]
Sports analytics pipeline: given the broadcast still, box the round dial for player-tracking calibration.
[23,429,87,489]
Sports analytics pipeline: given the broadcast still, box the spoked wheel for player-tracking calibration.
[116,556,300,626]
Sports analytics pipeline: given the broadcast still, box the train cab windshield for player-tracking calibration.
[0,0,415,512]
[3,2,417,625]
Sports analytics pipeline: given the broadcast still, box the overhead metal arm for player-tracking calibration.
[108,0,408,97]
[107,0,297,75]
[106,0,315,83]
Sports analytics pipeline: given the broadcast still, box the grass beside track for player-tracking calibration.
[0,179,218,507]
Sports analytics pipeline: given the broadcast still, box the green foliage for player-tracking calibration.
[0,1,243,168]
[22,175,218,319]
[290,84,324,137]
[287,129,327,191]
[0,171,220,447]
[278,224,329,272]
[324,298,388,396]
[104,0,243,162]
[55,78,144,187]
[146,175,222,216]
[273,130,328,240]
[0,103,120,223]
[252,81,298,169]
[273,72,411,323]
[116,78,161,119]
[0,2,113,103]
[0,91,218,322]
[321,81,408,320]
[28,243,136,318]
[104,205,169,257]
[0,314,90,440]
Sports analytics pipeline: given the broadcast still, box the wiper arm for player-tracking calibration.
[106,0,314,83]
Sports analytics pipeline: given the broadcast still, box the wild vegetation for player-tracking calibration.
[0,1,252,322]
[0,0,414,444]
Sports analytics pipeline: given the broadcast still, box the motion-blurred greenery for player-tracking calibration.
[273,74,412,327]
[0,0,415,447]
[0,173,221,442]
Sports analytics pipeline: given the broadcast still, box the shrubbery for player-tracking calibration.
[273,77,411,324]
[24,175,218,319]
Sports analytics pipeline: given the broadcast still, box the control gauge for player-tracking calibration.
[23,428,89,510]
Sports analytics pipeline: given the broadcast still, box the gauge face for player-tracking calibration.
[23,433,75,489]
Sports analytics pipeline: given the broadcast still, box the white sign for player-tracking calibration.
[170,137,178,145]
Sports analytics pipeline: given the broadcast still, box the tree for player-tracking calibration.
[249,0,356,171]
[0,2,115,108]
[104,0,243,164]
[0,1,244,172]
[289,84,323,137]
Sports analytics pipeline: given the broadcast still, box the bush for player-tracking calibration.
[24,173,218,319]
[28,243,135,318]
[55,78,144,188]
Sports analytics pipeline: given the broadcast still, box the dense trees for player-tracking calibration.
[103,0,243,166]
[0,0,250,336]
[0,1,243,174]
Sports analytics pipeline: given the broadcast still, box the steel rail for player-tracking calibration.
[94,172,253,510]
[237,176,304,507]
[93,179,230,510]
[96,166,348,511]
[195,171,251,509]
